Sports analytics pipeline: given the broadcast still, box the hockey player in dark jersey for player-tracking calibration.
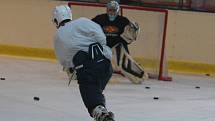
[92,0,148,84]
[92,0,129,52]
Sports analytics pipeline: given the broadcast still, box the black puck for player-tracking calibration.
[205,73,210,76]
[145,86,151,89]
[0,77,5,80]
[33,97,40,101]
[153,97,159,100]
[195,86,200,89]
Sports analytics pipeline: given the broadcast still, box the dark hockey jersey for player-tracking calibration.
[92,14,130,48]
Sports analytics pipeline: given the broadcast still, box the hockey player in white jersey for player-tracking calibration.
[53,5,115,121]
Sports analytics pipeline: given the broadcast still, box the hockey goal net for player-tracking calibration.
[68,1,172,81]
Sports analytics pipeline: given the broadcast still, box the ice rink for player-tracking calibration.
[0,55,215,121]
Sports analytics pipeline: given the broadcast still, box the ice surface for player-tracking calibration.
[0,56,215,121]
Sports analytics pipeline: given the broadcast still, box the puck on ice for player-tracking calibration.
[145,86,151,89]
[153,97,159,100]
[33,97,40,101]
[195,86,200,89]
[205,73,210,76]
[0,77,5,80]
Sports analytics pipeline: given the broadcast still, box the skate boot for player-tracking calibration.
[92,105,115,121]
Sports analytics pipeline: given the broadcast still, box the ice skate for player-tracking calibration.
[92,105,115,121]
[103,112,115,121]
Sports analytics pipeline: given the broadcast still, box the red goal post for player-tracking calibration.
[68,1,172,81]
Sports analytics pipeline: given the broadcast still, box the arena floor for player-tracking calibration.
[0,55,215,121]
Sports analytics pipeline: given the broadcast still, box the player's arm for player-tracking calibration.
[91,16,98,22]
[92,15,102,25]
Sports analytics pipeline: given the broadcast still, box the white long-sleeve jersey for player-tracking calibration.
[54,17,112,68]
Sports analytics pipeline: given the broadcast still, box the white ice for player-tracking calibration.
[0,56,215,121]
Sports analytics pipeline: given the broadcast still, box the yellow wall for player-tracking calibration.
[0,0,215,75]
[167,10,215,64]
[0,0,66,48]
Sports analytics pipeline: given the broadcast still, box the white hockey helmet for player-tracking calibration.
[52,5,72,27]
[107,1,120,12]
[106,1,120,21]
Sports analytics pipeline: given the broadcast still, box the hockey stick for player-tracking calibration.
[68,72,75,86]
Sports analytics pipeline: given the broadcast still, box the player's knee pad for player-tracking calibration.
[112,43,148,84]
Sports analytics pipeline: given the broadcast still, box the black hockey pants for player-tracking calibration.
[72,44,113,117]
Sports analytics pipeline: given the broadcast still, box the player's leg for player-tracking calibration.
[90,60,115,121]
[112,43,148,84]
[77,59,114,120]
[117,40,139,75]
[92,105,115,121]
[117,42,141,78]
[73,49,114,120]
[114,40,129,65]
